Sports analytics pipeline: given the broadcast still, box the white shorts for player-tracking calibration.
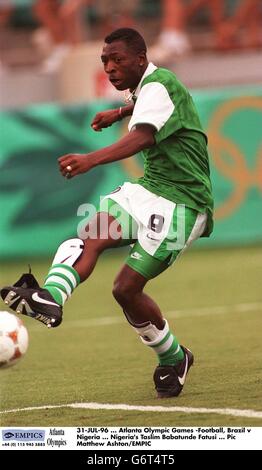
[101,182,207,260]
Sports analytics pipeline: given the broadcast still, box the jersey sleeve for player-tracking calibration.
[128,82,175,135]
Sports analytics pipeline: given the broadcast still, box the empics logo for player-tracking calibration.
[3,432,14,439]
[2,429,45,442]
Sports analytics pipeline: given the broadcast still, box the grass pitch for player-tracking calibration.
[0,245,261,427]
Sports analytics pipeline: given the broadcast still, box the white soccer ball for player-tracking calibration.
[0,311,29,369]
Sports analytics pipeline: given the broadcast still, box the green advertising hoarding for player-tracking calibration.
[0,86,261,258]
[195,86,262,246]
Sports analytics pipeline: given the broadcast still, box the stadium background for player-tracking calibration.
[0,0,261,428]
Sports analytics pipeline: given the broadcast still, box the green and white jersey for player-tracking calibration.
[128,63,214,236]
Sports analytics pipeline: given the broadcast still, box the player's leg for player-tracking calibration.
[42,196,136,316]
[0,211,127,327]
[112,204,207,397]
[113,264,164,328]
[1,186,138,326]
[43,212,123,302]
[113,250,185,363]
[113,251,194,399]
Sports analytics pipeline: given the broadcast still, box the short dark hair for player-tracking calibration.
[104,28,147,54]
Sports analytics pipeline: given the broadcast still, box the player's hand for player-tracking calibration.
[91,109,120,131]
[58,153,93,179]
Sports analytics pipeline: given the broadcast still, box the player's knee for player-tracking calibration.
[52,238,84,267]
[112,279,139,305]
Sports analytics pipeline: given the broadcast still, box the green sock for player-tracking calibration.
[44,264,80,306]
[152,330,185,366]
[135,320,185,366]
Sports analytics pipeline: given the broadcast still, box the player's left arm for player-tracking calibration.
[91,103,135,131]
[58,124,155,178]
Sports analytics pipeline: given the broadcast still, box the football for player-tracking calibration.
[0,311,29,369]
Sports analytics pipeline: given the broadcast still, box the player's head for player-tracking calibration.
[101,28,148,91]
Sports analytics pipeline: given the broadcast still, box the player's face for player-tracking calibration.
[101,41,147,91]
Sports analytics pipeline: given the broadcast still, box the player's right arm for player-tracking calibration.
[91,103,134,131]
[59,123,155,178]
